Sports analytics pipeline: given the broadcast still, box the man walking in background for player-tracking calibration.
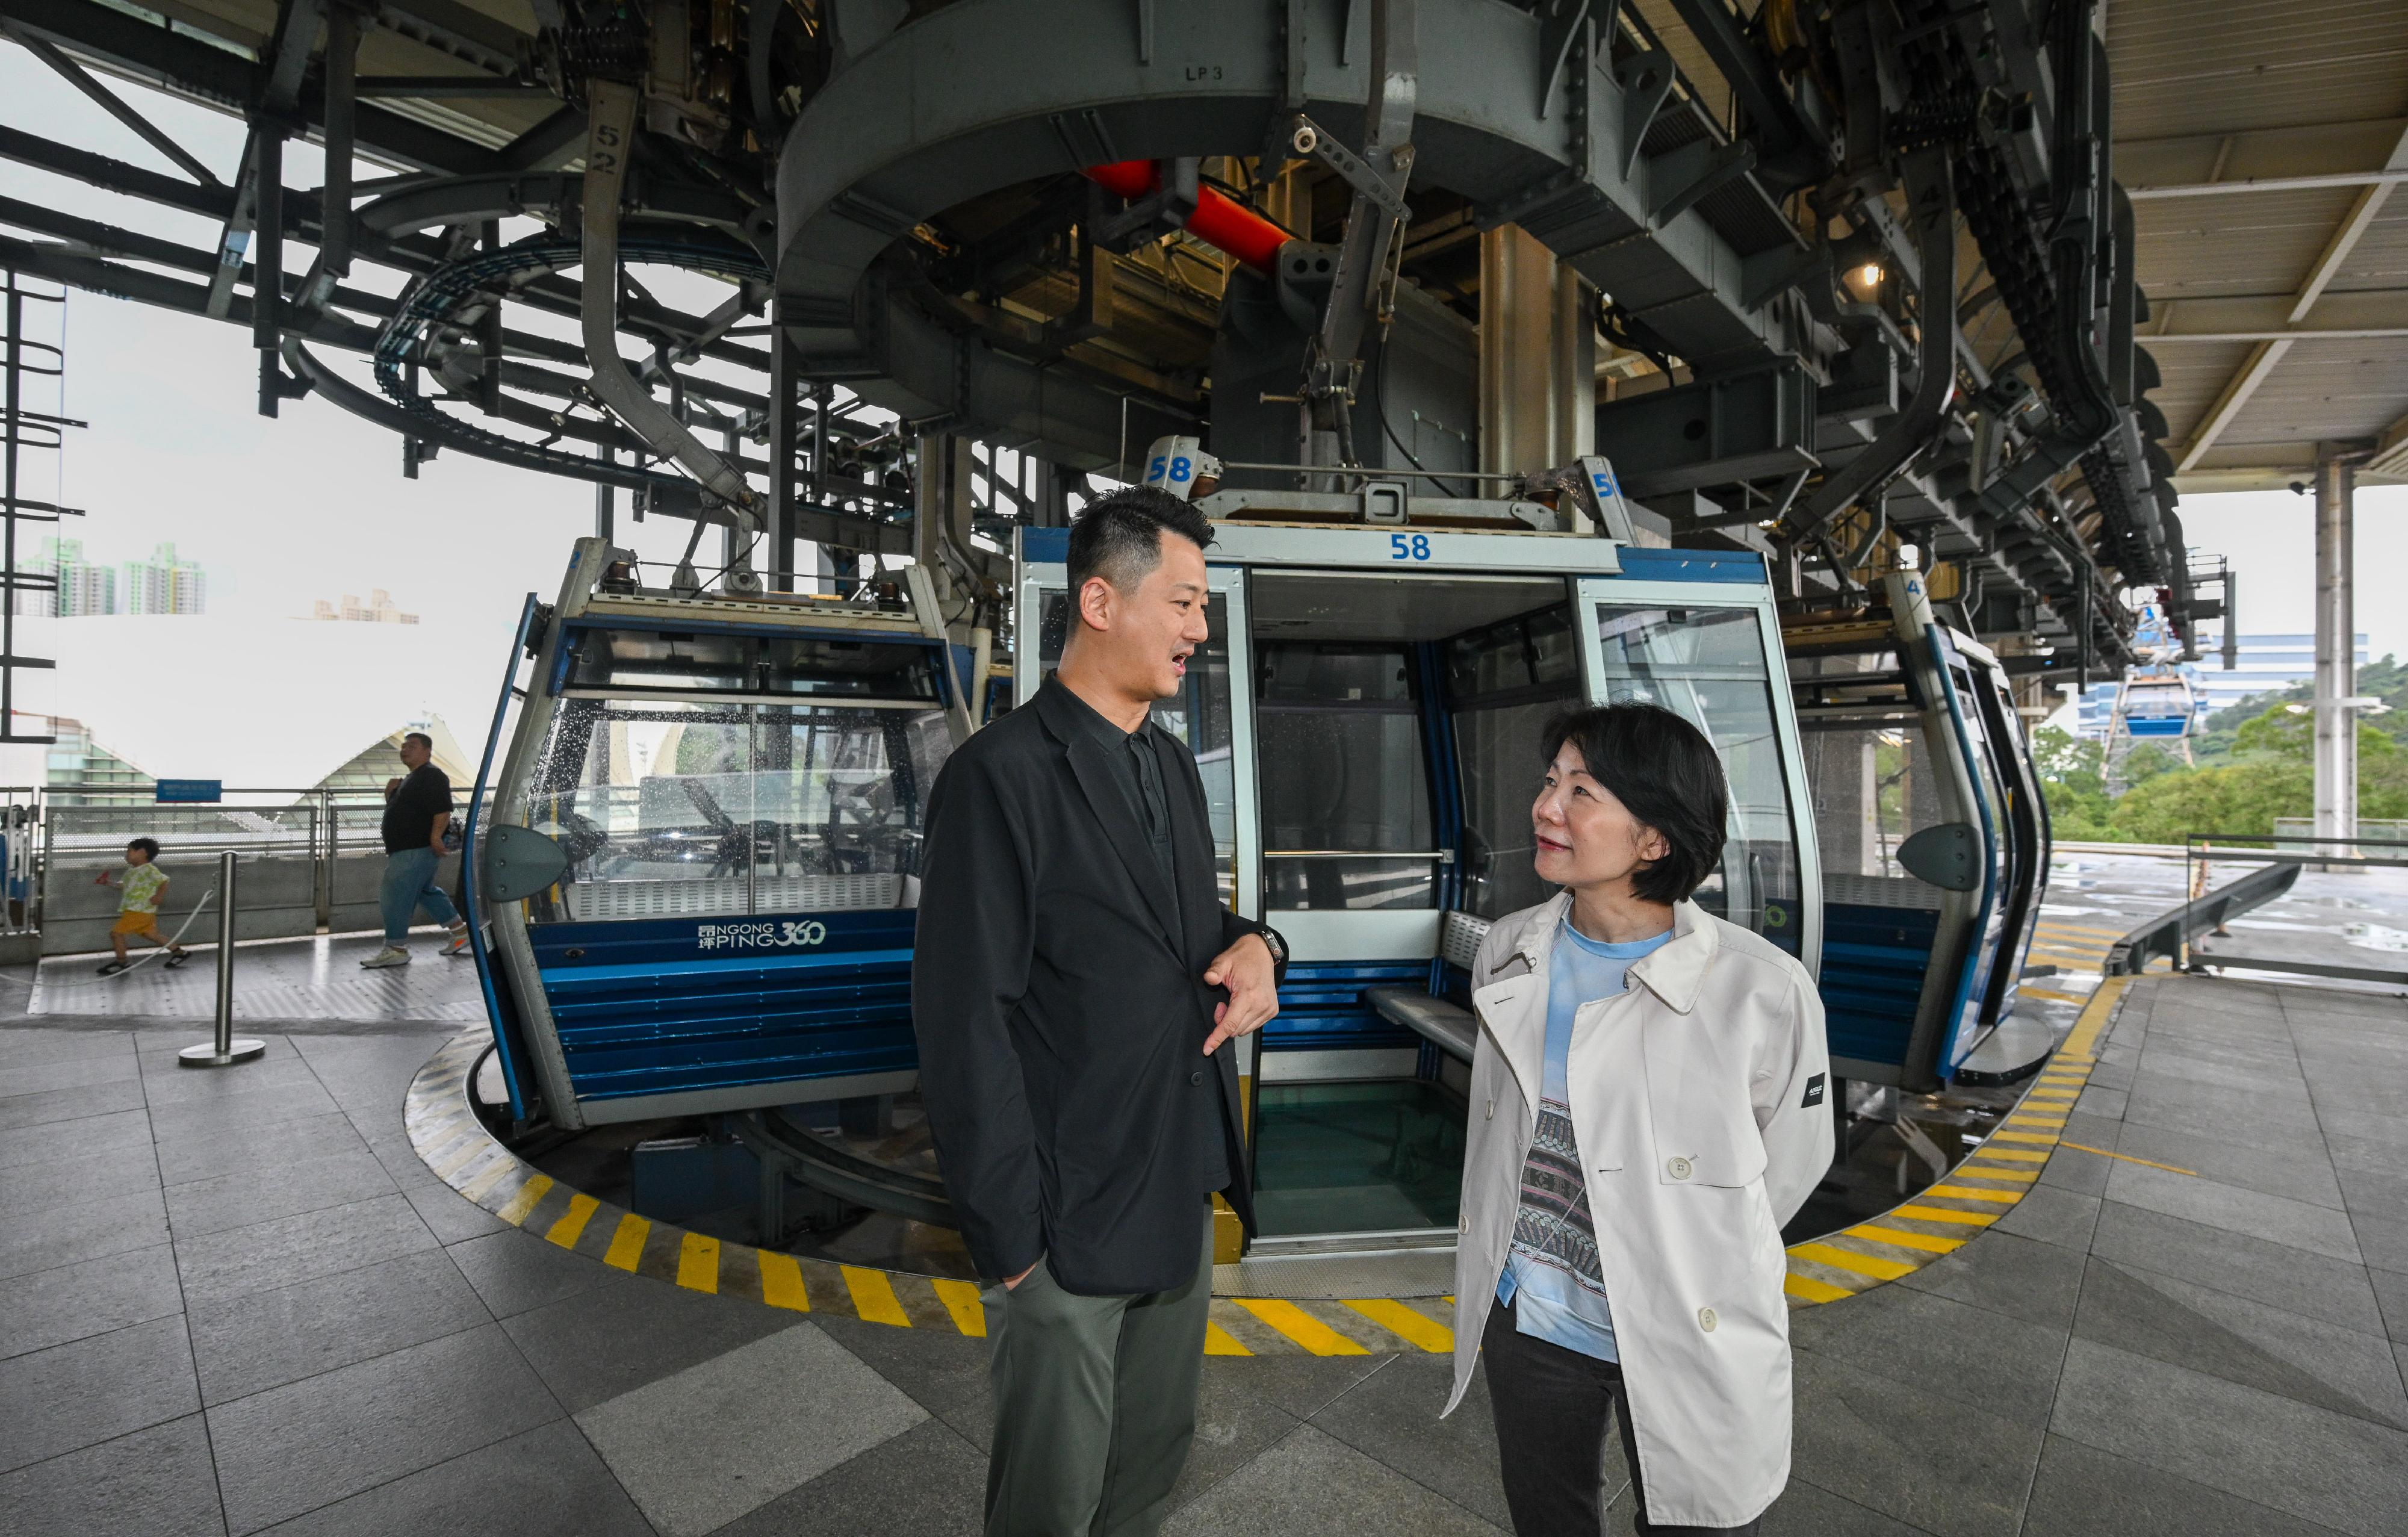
[361,730,467,968]
[913,486,1288,1537]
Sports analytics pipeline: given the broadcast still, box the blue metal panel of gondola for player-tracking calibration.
[466,536,973,1129]
[1787,570,2052,1091]
[1013,455,1821,1259]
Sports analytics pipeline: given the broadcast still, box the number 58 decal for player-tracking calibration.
[1388,533,1432,561]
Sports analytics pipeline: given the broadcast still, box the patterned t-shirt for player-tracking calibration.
[1494,920,1673,1362]
[119,863,168,915]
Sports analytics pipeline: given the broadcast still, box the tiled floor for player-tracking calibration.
[2,972,2404,1535]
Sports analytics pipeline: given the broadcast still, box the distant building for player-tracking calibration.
[2071,632,2371,736]
[42,718,152,804]
[120,542,206,615]
[23,537,117,616]
[312,589,418,625]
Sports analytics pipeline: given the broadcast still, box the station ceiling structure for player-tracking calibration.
[5,0,2394,670]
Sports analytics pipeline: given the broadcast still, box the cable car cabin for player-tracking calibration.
[1014,514,1820,1257]
[468,538,972,1129]
[1787,572,2053,1093]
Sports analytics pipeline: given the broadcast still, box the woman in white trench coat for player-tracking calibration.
[1443,703,1832,1535]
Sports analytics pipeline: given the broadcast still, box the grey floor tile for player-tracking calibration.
[2055,1111,2124,1152]
[1894,1229,2090,1331]
[400,1181,509,1243]
[137,1055,323,1108]
[164,1149,398,1240]
[2120,1082,2325,1146]
[2090,1202,2384,1334]
[575,1322,925,1537]
[2332,1158,2408,1221]
[0,1243,184,1361]
[2072,1085,2127,1119]
[0,1028,137,1070]
[0,1076,148,1134]
[2023,1430,2349,1536]
[188,1246,492,1405]
[0,1186,170,1282]
[173,1193,437,1309]
[0,1314,201,1474]
[2133,1052,2306,1099]
[2327,1131,2408,1182]
[444,1229,615,1320]
[1787,1346,2043,1537]
[2103,1162,2363,1263]
[810,1310,996,1447]
[253,1418,650,1537]
[0,1414,225,1537]
[2351,1208,2408,1277]
[206,1321,561,1535]
[715,1417,987,1537]
[2037,1144,2112,1197]
[154,1112,368,1187]
[1790,1282,2067,1428]
[1755,1479,1940,1536]
[1311,1353,1509,1528]
[2050,1338,2408,1537]
[2112,1122,2348,1209]
[2317,1107,2408,1151]
[2371,1268,2408,1344]
[0,1049,142,1101]
[2073,1259,2406,1429]
[501,1267,795,1414]
[1993,1185,2103,1252]
[1163,1423,1501,1536]
[0,1139,162,1220]
[144,1079,342,1145]
[0,1107,150,1172]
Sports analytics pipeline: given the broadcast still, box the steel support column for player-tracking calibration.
[2313,452,2357,843]
[1477,225,1590,475]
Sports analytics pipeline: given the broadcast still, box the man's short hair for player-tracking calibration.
[1541,703,1728,904]
[1067,486,1214,599]
[127,836,161,860]
[403,731,433,751]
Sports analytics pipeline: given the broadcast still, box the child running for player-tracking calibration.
[95,837,190,975]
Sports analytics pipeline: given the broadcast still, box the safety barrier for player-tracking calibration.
[2102,858,2301,976]
[2101,834,2408,986]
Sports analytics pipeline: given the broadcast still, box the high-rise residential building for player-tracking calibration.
[24,536,117,616]
[120,542,206,615]
[313,589,418,624]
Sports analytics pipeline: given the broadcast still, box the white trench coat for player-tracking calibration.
[1443,894,1833,1529]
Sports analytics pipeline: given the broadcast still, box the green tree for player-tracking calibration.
[2032,725,2112,839]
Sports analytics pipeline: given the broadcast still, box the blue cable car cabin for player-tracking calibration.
[1788,572,2053,1093]
[1014,514,1821,1257]
[472,539,972,1130]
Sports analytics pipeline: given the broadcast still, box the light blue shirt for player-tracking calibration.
[1495,918,1674,1362]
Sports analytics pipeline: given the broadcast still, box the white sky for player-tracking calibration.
[4,45,2405,712]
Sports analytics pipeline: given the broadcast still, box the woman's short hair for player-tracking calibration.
[1541,703,1728,904]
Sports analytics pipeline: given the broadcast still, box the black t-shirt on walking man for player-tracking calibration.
[382,764,454,854]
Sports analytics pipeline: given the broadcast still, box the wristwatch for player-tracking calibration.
[1256,926,1288,969]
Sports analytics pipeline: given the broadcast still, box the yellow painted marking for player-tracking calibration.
[2061,1140,2197,1176]
[677,1232,721,1293]
[1958,1164,2040,1182]
[1990,1131,2061,1146]
[843,1265,912,1327]
[603,1214,651,1272]
[1849,1223,1965,1255]
[1343,1299,1454,1353]
[759,1252,810,1312]
[932,1278,987,1337]
[1791,1243,1917,1281]
[1205,1322,1253,1356]
[432,1135,492,1181]
[1925,1183,2022,1204]
[461,1157,520,1203]
[1232,1299,1370,1356]
[1976,1146,2051,1161]
[1784,1271,1855,1303]
[544,1193,600,1249]
[2020,988,2089,1005]
[2006,1114,2068,1129]
[1893,1203,2000,1226]
[495,1174,554,1226]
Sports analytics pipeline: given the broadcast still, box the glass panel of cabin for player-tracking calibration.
[1447,603,1580,919]
[1255,642,1439,910]
[1590,603,1804,951]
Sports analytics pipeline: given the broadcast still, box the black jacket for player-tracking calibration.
[912,675,1281,1295]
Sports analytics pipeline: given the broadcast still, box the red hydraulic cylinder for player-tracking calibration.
[1084,160,1291,273]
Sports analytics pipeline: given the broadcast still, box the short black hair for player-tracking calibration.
[403,731,433,751]
[127,837,161,859]
[1541,703,1727,904]
[1067,485,1213,598]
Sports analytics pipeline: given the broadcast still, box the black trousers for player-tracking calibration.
[1481,1299,1765,1537]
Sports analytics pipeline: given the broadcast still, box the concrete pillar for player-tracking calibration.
[2313,452,2357,843]
[1478,225,1594,475]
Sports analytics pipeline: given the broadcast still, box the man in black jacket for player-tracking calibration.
[913,487,1285,1537]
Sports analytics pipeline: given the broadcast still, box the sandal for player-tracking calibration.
[164,950,189,969]
[96,960,128,975]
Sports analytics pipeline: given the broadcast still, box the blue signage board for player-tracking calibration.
[155,779,223,804]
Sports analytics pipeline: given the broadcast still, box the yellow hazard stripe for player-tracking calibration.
[1205,1322,1253,1356]
[495,1174,554,1226]
[544,1193,600,1249]
[759,1250,809,1312]
[603,1213,650,1272]
[1232,1299,1370,1355]
[678,1232,721,1293]
[1848,1223,1964,1255]
[1342,1299,1453,1353]
[1790,1242,1916,1281]
[1924,1183,2021,1204]
[932,1278,987,1337]
[843,1265,911,1327]
[1892,1203,2000,1226]
[1784,1271,1854,1303]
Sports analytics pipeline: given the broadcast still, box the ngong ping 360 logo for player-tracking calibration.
[695,920,828,951]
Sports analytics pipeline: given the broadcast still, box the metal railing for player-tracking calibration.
[2104,834,2408,987]
[2103,858,2301,977]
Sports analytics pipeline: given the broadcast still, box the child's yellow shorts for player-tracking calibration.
[111,911,161,937]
